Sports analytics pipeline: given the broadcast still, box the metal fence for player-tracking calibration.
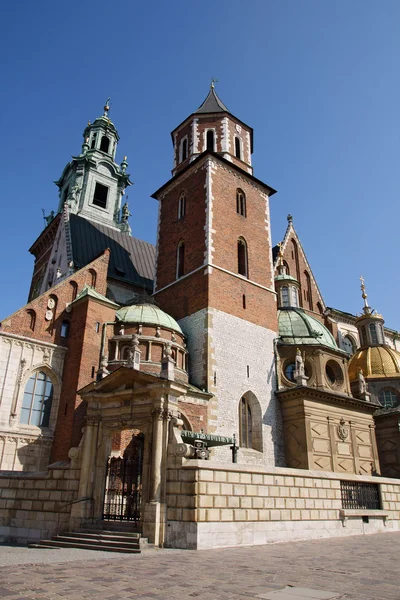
[340,480,381,510]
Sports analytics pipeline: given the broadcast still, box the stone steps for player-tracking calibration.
[28,527,147,553]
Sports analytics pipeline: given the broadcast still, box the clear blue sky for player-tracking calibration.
[0,0,398,329]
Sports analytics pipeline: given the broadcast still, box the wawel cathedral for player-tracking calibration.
[0,88,399,550]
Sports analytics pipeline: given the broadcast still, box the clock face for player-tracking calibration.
[47,298,56,309]
[45,310,53,321]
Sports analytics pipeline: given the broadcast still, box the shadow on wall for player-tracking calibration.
[263,360,286,467]
[13,437,52,472]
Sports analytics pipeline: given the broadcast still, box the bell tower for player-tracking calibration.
[153,85,284,465]
[54,99,132,232]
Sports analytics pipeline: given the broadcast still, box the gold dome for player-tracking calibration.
[348,346,400,382]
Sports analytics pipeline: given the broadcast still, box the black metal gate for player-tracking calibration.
[103,434,144,522]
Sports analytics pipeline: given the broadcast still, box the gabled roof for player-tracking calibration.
[72,284,119,308]
[195,87,230,114]
[69,215,155,291]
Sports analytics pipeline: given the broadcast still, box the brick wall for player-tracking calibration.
[166,461,400,549]
[0,464,80,544]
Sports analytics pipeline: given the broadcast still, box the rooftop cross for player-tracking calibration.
[360,275,371,313]
[103,97,111,117]
[210,77,219,89]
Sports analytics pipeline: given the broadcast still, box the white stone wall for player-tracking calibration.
[179,308,285,468]
[0,333,66,471]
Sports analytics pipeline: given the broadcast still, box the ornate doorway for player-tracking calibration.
[102,432,144,522]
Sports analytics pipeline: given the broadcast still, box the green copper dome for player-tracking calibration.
[275,273,299,282]
[116,304,183,333]
[278,308,338,350]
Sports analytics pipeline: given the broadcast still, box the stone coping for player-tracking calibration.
[180,459,400,485]
[339,509,389,517]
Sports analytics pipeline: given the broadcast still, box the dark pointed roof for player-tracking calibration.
[195,87,230,114]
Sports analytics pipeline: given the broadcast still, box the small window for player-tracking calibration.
[235,136,242,159]
[239,396,252,448]
[177,241,185,279]
[369,323,378,345]
[238,238,248,278]
[281,286,290,307]
[93,182,108,209]
[20,371,53,427]
[60,320,69,338]
[361,325,368,347]
[95,322,100,333]
[27,309,36,331]
[291,286,298,307]
[70,281,78,301]
[91,366,95,378]
[88,268,97,288]
[242,294,246,309]
[379,389,399,409]
[181,138,188,162]
[100,136,110,153]
[90,133,97,149]
[236,189,246,217]
[206,130,215,151]
[178,193,186,219]
[285,363,296,382]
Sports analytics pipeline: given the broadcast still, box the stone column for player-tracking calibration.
[150,406,164,502]
[70,415,99,526]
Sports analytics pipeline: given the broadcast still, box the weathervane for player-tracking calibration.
[210,77,219,89]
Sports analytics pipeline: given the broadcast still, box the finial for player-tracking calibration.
[103,97,111,117]
[360,275,371,314]
[287,214,293,223]
[120,155,128,173]
[210,77,219,89]
[87,120,91,127]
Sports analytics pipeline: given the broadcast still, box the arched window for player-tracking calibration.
[361,325,368,346]
[60,320,69,338]
[70,281,78,301]
[379,389,400,409]
[291,286,299,307]
[178,192,186,219]
[181,138,188,162]
[239,396,252,448]
[27,309,36,331]
[369,322,378,344]
[343,335,356,355]
[206,130,215,151]
[177,240,185,279]
[235,137,242,159]
[236,189,246,217]
[90,133,97,149]
[88,269,97,288]
[316,302,323,315]
[238,392,263,451]
[100,136,110,153]
[304,271,313,311]
[281,286,290,307]
[237,238,248,278]
[20,371,54,427]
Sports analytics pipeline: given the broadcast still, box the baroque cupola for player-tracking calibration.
[54,99,133,233]
[171,81,254,177]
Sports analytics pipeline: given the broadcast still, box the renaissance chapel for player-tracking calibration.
[0,88,400,550]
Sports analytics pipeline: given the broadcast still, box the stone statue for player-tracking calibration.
[127,335,140,369]
[163,342,173,359]
[295,348,305,377]
[121,202,131,222]
[358,369,367,395]
[42,209,55,226]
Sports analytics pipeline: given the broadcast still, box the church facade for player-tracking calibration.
[1,89,400,549]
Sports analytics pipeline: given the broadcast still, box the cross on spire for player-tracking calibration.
[210,77,219,89]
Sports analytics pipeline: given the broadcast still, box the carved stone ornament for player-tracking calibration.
[337,418,349,441]
[68,447,80,460]
[43,348,51,363]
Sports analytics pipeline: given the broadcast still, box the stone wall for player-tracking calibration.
[0,463,80,544]
[166,460,400,549]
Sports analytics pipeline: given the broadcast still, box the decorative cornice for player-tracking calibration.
[277,385,380,412]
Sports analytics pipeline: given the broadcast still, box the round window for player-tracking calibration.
[379,389,400,409]
[325,360,344,387]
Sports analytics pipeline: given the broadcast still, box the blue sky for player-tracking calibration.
[0,0,398,328]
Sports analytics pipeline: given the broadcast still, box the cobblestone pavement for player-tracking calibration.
[1,532,399,600]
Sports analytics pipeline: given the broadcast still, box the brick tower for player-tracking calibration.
[153,85,284,465]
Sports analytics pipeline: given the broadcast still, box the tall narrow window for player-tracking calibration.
[177,241,185,278]
[239,396,252,448]
[292,239,300,290]
[70,281,78,301]
[20,371,54,427]
[206,130,215,151]
[27,309,36,331]
[281,286,290,307]
[60,320,69,338]
[236,189,246,217]
[88,269,97,288]
[100,136,110,153]
[316,302,323,315]
[242,294,246,309]
[181,138,188,162]
[178,192,186,219]
[361,326,367,346]
[369,322,378,344]
[291,286,299,307]
[304,271,313,311]
[93,182,108,209]
[90,133,97,149]
[235,137,242,159]
[237,238,248,278]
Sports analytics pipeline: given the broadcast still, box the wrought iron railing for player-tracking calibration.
[340,480,381,510]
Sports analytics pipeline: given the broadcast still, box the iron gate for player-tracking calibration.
[340,480,381,510]
[103,434,144,522]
